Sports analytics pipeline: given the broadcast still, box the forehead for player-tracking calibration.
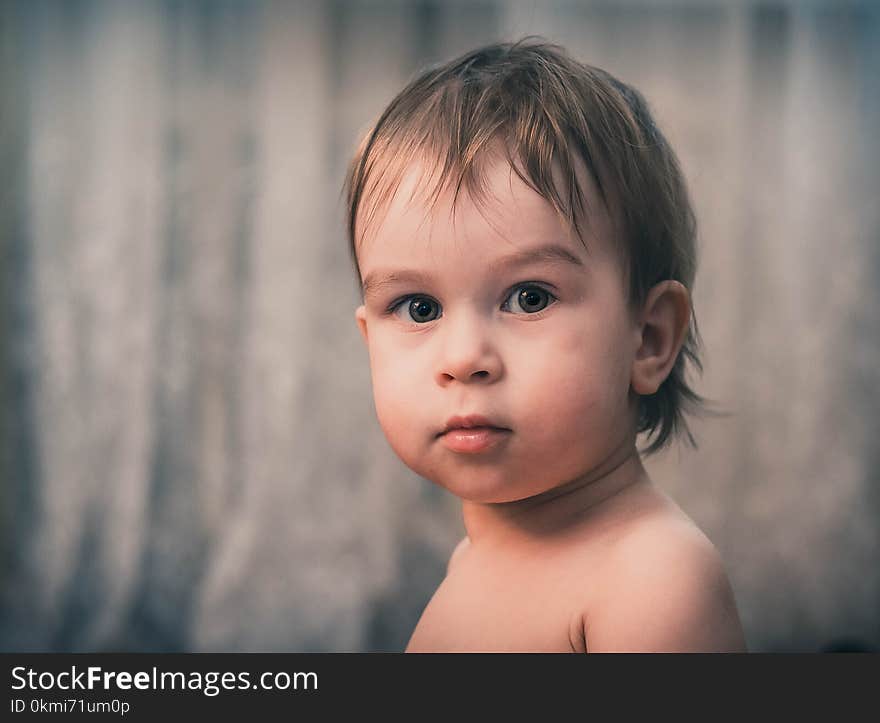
[356,151,615,274]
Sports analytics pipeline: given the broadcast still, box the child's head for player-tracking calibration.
[345,38,704,503]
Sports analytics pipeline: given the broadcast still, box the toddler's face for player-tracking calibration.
[355,157,641,504]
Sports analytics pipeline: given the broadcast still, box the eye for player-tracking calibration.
[392,296,442,323]
[503,285,555,314]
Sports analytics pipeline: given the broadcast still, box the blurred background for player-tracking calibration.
[1,0,878,652]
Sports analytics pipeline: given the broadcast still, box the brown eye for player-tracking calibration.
[505,285,554,314]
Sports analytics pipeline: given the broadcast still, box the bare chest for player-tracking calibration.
[405,559,588,653]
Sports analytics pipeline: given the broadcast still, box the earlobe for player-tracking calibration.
[355,305,368,345]
[631,281,691,395]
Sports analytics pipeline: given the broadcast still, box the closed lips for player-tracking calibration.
[439,415,510,436]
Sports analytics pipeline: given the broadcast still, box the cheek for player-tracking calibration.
[367,339,429,461]
[517,321,633,448]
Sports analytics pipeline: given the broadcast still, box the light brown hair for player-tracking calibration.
[343,37,706,455]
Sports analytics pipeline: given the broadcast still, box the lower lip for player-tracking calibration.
[439,427,510,454]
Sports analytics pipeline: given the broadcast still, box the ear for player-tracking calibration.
[355,304,368,345]
[631,281,691,395]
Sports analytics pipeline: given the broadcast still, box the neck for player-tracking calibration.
[460,434,650,547]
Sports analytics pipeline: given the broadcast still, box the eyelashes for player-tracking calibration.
[387,283,557,324]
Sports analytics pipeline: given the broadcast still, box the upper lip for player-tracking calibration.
[438,414,510,437]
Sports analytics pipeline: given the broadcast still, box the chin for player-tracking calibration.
[433,472,536,505]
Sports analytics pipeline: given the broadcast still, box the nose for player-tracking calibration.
[435,311,504,386]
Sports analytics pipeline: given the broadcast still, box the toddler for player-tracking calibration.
[344,38,746,652]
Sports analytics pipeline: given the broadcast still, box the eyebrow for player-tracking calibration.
[361,243,584,300]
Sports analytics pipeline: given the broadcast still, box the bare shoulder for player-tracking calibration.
[446,536,471,575]
[583,511,747,652]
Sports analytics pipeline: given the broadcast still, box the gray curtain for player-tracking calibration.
[1,0,878,652]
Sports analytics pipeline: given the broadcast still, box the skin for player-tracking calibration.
[354,153,747,652]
